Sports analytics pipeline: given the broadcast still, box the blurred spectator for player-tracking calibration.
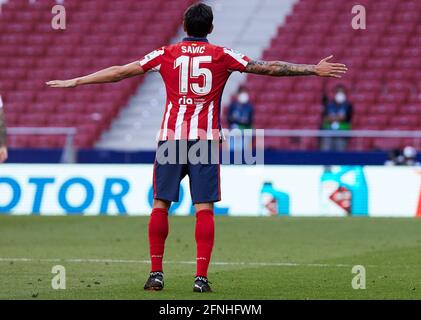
[384,146,420,166]
[384,149,405,166]
[402,146,420,166]
[320,85,353,151]
[227,86,254,151]
[227,86,254,130]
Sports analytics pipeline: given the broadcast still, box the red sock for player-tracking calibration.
[195,209,215,278]
[148,208,169,272]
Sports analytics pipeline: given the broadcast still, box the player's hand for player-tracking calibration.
[314,56,348,78]
[46,79,78,88]
[0,146,8,163]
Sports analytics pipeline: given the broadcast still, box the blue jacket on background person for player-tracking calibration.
[227,88,254,130]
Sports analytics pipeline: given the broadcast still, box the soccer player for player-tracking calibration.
[47,3,347,292]
[0,95,8,163]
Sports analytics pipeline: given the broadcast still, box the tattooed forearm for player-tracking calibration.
[245,60,316,77]
[0,109,7,147]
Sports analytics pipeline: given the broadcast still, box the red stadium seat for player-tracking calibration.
[4,112,19,126]
[372,138,403,151]
[19,114,47,126]
[370,104,398,115]
[2,0,419,150]
[378,93,408,104]
[31,102,57,114]
[7,135,30,148]
[389,116,418,128]
[0,0,196,148]
[400,104,421,115]
[238,0,420,150]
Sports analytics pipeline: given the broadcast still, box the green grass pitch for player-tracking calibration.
[0,216,420,300]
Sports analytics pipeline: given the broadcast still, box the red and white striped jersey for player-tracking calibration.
[139,37,250,141]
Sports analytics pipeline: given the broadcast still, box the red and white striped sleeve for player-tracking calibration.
[223,48,251,73]
[139,47,165,73]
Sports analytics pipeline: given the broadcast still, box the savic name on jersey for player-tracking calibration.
[181,45,206,54]
[139,38,250,141]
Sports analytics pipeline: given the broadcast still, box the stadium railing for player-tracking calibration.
[268,129,421,150]
[226,129,421,150]
[8,127,77,163]
[262,129,421,139]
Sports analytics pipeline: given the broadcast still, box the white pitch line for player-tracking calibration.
[0,257,365,268]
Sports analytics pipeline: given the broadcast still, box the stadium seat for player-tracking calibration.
[2,0,419,151]
[0,0,195,148]
[238,0,421,151]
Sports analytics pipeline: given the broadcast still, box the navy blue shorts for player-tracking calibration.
[153,140,221,204]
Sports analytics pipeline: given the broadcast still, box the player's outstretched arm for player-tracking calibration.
[0,108,8,163]
[46,62,145,88]
[245,55,347,78]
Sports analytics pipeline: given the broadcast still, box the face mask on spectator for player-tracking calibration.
[238,92,249,104]
[335,92,346,104]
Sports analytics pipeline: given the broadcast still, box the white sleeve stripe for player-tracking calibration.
[151,64,161,72]
[206,101,214,140]
[0,95,3,109]
[139,49,164,67]
[223,48,248,67]
[161,102,173,140]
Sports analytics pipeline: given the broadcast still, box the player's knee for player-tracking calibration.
[194,202,214,213]
[153,199,171,210]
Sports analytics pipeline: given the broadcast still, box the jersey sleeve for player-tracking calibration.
[139,47,165,73]
[223,48,251,73]
[0,95,3,109]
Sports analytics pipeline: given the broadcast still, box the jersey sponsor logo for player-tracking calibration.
[178,96,194,105]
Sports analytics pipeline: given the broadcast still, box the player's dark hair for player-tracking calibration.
[184,2,213,38]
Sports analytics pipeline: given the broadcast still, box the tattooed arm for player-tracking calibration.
[0,107,7,163]
[245,55,347,78]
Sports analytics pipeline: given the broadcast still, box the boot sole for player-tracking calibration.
[193,288,212,293]
[144,286,164,291]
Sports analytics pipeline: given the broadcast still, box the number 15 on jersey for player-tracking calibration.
[174,55,213,96]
